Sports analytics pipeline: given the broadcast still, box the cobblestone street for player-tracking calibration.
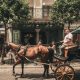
[0,61,80,80]
[0,64,55,80]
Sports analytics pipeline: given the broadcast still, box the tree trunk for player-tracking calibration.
[0,22,7,64]
[0,45,5,64]
[4,22,7,43]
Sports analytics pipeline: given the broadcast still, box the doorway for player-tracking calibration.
[39,31,47,44]
[21,31,36,45]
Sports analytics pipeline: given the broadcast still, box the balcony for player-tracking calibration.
[29,7,52,20]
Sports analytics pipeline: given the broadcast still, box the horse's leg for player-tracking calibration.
[46,65,49,76]
[20,57,25,77]
[43,65,46,76]
[43,64,49,77]
[1,46,5,64]
[13,59,21,75]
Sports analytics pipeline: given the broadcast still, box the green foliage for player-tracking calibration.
[52,0,80,28]
[0,0,29,42]
[0,0,29,24]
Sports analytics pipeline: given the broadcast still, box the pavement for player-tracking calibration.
[1,57,80,68]
[0,62,80,80]
[1,58,80,80]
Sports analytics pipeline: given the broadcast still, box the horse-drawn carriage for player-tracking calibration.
[2,41,79,80]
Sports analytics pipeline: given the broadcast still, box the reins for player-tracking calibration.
[16,45,22,52]
[24,56,51,66]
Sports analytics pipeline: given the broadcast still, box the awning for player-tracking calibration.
[71,27,80,34]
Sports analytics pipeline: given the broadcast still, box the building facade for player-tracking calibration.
[0,0,80,45]
[12,0,63,45]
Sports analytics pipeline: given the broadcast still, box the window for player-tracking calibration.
[29,7,33,18]
[43,6,48,18]
[42,6,52,18]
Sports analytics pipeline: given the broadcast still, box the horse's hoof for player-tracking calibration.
[46,74,50,78]
[13,73,16,76]
[42,73,45,77]
[0,61,5,65]
[12,72,16,76]
[20,74,24,78]
[15,77,18,80]
[42,74,49,78]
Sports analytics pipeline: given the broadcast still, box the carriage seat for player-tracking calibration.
[65,44,77,50]
[64,44,78,57]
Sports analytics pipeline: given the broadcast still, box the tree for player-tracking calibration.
[51,0,80,29]
[0,0,29,42]
[0,0,29,64]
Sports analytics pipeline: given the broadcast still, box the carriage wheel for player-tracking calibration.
[50,60,65,72]
[55,65,74,80]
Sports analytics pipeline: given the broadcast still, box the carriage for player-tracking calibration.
[51,43,80,80]
[3,42,79,80]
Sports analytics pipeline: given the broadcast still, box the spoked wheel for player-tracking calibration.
[50,63,56,72]
[50,60,65,72]
[55,65,74,80]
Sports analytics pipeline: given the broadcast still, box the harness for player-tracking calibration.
[16,45,21,52]
[24,45,29,56]
[23,47,54,65]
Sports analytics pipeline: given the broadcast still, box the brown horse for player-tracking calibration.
[5,42,54,77]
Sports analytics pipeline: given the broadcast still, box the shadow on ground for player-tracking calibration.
[74,70,80,80]
[14,73,55,80]
[13,71,80,80]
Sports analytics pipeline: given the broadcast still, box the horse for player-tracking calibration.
[5,42,54,77]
